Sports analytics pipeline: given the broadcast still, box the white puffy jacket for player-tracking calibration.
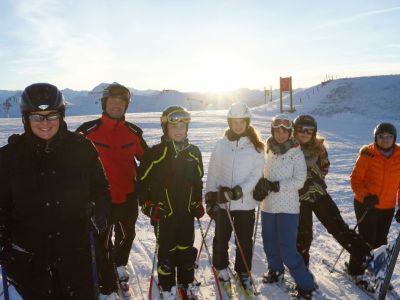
[206,136,265,211]
[261,145,307,214]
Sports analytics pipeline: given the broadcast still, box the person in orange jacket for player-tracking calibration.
[77,83,148,299]
[348,123,400,287]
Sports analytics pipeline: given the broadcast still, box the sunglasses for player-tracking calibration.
[377,133,394,140]
[271,118,292,129]
[28,112,61,122]
[296,126,315,135]
[161,110,191,124]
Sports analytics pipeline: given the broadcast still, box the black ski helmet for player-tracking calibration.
[374,123,397,144]
[101,82,131,111]
[20,83,65,115]
[160,105,190,135]
[293,115,317,132]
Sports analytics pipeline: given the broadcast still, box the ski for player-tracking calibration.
[227,267,255,300]
[322,258,400,300]
[376,230,400,300]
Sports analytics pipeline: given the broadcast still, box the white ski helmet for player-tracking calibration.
[227,102,251,119]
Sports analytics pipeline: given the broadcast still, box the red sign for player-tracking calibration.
[280,77,292,92]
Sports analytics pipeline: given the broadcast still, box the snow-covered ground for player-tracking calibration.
[1,75,400,299]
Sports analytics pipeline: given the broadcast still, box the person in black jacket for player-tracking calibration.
[0,83,110,300]
[137,106,204,300]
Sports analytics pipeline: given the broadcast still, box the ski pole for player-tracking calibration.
[149,222,160,300]
[85,202,100,300]
[330,206,370,272]
[196,218,223,300]
[222,202,260,295]
[195,219,212,268]
[1,265,9,300]
[251,204,261,260]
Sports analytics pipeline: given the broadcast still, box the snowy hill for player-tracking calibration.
[0,75,400,299]
[0,84,276,118]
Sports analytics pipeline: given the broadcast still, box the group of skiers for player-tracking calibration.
[0,82,399,300]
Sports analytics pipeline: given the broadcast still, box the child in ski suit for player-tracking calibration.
[348,123,400,288]
[137,106,204,299]
[205,102,264,293]
[254,114,317,299]
[293,115,373,282]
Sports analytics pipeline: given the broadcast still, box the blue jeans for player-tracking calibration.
[261,212,315,291]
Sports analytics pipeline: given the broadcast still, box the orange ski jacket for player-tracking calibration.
[350,143,400,209]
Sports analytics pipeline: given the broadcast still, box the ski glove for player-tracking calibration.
[254,178,270,197]
[253,188,265,202]
[205,191,219,219]
[217,187,231,204]
[395,209,400,223]
[269,180,280,192]
[364,195,379,208]
[142,200,162,224]
[224,185,243,201]
[192,203,205,219]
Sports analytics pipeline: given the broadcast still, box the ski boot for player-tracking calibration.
[292,286,317,299]
[99,292,120,300]
[161,286,177,300]
[186,283,199,300]
[217,268,232,298]
[351,274,376,293]
[117,266,131,299]
[239,273,253,297]
[262,270,284,283]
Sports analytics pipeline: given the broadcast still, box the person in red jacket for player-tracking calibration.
[77,83,148,299]
[348,123,400,290]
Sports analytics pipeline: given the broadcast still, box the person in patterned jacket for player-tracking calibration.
[136,106,204,300]
[293,115,372,280]
[253,114,316,300]
[76,83,148,299]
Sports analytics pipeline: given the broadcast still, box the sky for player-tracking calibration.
[0,0,400,92]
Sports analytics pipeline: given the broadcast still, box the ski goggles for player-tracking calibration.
[271,117,292,129]
[160,110,191,124]
[377,133,394,140]
[28,112,61,122]
[296,126,316,135]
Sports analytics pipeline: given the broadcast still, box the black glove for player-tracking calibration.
[191,203,205,219]
[253,189,265,201]
[205,191,219,219]
[269,180,280,192]
[224,185,243,201]
[395,209,400,223]
[217,187,231,204]
[364,195,379,208]
[254,178,270,196]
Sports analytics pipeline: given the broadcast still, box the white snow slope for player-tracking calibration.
[1,75,400,299]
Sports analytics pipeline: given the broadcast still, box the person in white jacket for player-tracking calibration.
[205,102,265,292]
[253,114,317,300]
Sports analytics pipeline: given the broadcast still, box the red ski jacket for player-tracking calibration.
[77,114,148,204]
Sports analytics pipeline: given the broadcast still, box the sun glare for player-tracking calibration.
[187,50,246,92]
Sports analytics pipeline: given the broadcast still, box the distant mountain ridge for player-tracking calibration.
[0,83,274,118]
